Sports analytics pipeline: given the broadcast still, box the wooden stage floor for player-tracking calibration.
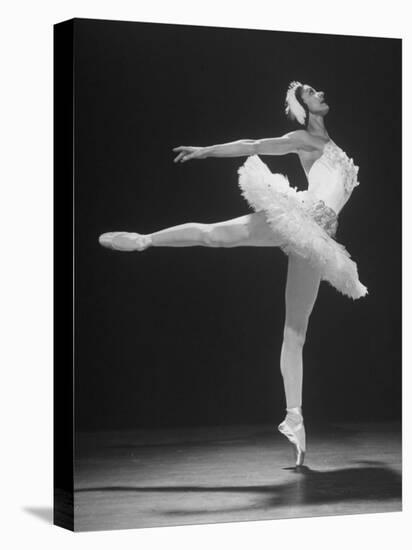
[74,421,402,532]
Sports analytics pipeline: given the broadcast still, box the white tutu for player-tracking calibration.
[238,155,368,300]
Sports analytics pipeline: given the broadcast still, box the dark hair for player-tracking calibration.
[295,85,310,128]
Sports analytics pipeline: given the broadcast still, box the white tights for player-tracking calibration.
[148,211,321,410]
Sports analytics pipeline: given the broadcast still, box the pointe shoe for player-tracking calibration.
[98,232,152,252]
[278,407,306,467]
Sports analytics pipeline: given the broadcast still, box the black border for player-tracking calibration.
[53,18,75,531]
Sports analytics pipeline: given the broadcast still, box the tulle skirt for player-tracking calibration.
[237,155,368,300]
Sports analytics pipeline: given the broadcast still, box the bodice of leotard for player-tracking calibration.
[306,141,360,214]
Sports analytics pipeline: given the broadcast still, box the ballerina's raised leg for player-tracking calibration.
[278,253,321,467]
[99,211,285,250]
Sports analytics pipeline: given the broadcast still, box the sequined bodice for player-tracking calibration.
[305,140,360,214]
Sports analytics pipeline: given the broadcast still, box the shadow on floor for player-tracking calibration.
[75,460,401,516]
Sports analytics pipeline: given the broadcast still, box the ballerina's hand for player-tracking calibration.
[173,146,208,163]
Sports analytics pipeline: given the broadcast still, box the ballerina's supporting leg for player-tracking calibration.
[99,212,285,250]
[281,254,321,408]
[278,254,321,466]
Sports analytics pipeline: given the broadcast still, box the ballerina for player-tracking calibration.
[99,81,367,467]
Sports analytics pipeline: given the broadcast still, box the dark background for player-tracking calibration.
[73,18,401,430]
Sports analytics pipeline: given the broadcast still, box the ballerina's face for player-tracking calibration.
[301,84,329,116]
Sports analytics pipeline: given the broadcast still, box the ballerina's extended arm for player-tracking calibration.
[173,130,314,162]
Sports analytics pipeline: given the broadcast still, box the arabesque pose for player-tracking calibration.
[99,81,367,467]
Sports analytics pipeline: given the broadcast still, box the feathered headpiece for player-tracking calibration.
[285,81,307,125]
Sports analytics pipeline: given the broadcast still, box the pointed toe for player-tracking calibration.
[99,232,117,248]
[98,231,152,252]
[278,408,306,467]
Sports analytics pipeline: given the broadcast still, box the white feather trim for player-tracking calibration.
[286,81,307,125]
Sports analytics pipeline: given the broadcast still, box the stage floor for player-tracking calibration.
[74,421,402,531]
